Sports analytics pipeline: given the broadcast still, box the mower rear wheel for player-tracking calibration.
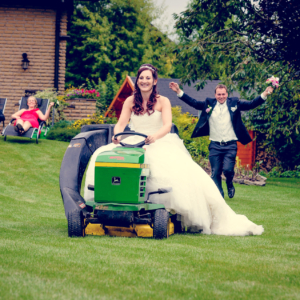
[153,209,169,239]
[68,210,85,237]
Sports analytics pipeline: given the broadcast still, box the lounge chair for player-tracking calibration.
[0,98,7,131]
[3,97,49,144]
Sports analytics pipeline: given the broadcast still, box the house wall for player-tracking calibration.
[0,5,67,127]
[64,99,97,120]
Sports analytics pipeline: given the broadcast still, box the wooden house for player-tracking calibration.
[106,76,257,169]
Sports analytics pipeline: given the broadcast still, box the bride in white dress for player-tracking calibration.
[84,64,264,236]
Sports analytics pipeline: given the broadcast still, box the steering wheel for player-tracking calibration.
[114,131,148,148]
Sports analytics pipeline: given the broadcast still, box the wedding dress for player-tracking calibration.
[84,110,264,236]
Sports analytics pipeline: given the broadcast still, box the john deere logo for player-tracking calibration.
[109,156,124,160]
[112,177,121,185]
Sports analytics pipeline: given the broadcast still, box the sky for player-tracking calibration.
[155,0,190,20]
[152,0,191,39]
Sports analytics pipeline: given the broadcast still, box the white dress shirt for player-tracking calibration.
[209,100,237,142]
[177,90,267,142]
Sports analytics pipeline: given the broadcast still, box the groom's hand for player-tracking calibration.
[262,86,274,98]
[169,82,181,94]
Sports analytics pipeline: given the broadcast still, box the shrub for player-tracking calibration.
[34,88,68,123]
[57,85,104,116]
[70,113,117,130]
[280,170,297,178]
[51,120,73,129]
[172,106,210,159]
[65,88,100,100]
[273,133,300,170]
[46,120,80,142]
[86,74,122,115]
[259,171,268,177]
[268,166,300,178]
[268,167,281,178]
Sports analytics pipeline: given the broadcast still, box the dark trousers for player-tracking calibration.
[209,141,237,198]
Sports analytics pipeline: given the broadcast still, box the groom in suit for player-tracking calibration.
[169,82,273,198]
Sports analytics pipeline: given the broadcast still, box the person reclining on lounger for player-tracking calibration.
[11,96,54,134]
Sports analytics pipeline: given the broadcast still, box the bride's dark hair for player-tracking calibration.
[132,63,159,115]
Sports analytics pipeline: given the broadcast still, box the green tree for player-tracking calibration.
[173,0,300,169]
[86,73,124,114]
[66,0,178,87]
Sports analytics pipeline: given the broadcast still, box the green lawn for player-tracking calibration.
[0,136,299,300]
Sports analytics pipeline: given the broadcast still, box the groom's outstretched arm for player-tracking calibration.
[169,82,205,110]
[239,86,273,111]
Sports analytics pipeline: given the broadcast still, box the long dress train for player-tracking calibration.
[84,111,264,236]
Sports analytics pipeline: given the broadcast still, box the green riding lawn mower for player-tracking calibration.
[60,124,184,239]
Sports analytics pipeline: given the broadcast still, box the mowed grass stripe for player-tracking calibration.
[0,136,299,300]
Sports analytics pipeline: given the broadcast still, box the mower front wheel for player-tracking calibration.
[68,210,85,237]
[153,209,169,239]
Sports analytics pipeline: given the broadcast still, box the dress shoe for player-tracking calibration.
[228,186,235,198]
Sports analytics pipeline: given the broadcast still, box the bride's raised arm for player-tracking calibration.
[145,96,172,144]
[112,96,133,144]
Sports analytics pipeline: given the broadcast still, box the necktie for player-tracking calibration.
[220,103,225,112]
